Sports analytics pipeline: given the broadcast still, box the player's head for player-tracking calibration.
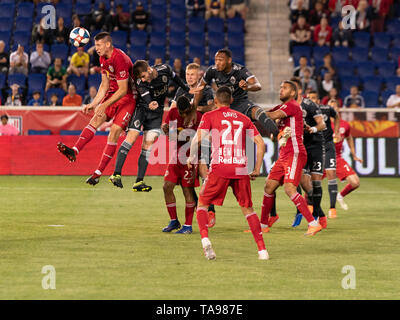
[133,60,152,83]
[290,77,302,97]
[94,32,113,57]
[215,49,232,72]
[1,114,8,125]
[185,63,200,86]
[328,99,339,112]
[215,86,233,107]
[176,96,192,117]
[307,90,319,104]
[279,81,298,102]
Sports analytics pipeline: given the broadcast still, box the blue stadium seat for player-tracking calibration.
[385,76,400,91]
[0,31,10,46]
[381,89,395,106]
[170,0,185,7]
[377,62,396,77]
[56,3,73,19]
[312,46,330,64]
[111,31,128,48]
[75,3,92,16]
[148,45,166,63]
[340,89,350,101]
[35,2,47,17]
[132,0,148,10]
[231,47,245,65]
[292,46,312,62]
[76,0,93,5]
[151,17,167,32]
[0,74,6,88]
[113,0,130,11]
[46,88,65,103]
[169,32,186,47]
[152,0,167,6]
[15,17,33,33]
[130,30,148,47]
[362,91,379,107]
[228,32,244,48]
[336,61,355,77]
[28,74,46,94]
[353,32,370,48]
[371,47,389,63]
[332,47,350,63]
[8,74,27,88]
[208,45,221,63]
[0,3,15,19]
[188,32,205,48]
[393,34,400,48]
[188,46,205,64]
[362,76,383,92]
[151,5,166,20]
[357,61,376,77]
[17,2,34,18]
[51,44,69,61]
[88,74,101,89]
[0,17,12,32]
[28,130,52,135]
[390,47,400,61]
[373,32,391,49]
[207,17,224,33]
[150,32,167,47]
[169,18,186,32]
[208,32,225,48]
[351,47,369,62]
[67,75,86,92]
[386,19,400,36]
[188,16,205,33]
[340,76,360,90]
[169,45,186,63]
[60,130,82,135]
[130,45,147,61]
[94,0,111,10]
[13,31,30,48]
[170,6,186,20]
[227,17,244,33]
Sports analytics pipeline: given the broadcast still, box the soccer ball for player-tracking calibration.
[69,27,90,48]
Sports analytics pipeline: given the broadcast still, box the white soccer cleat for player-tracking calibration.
[337,193,349,211]
[201,238,216,260]
[278,127,292,147]
[258,250,269,260]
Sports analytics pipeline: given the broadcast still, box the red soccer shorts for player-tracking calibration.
[268,152,307,186]
[102,92,136,130]
[336,157,356,181]
[164,162,199,188]
[199,171,253,208]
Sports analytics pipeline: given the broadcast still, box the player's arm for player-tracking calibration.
[197,99,215,113]
[249,134,265,180]
[305,114,326,134]
[346,135,363,163]
[94,78,128,117]
[187,128,209,168]
[265,109,287,121]
[239,75,261,92]
[83,73,109,114]
[333,110,341,139]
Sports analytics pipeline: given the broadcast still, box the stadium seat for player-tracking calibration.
[94,0,111,10]
[188,32,205,48]
[208,45,221,63]
[188,46,205,64]
[292,46,312,63]
[132,0,148,10]
[148,45,166,64]
[35,2,47,17]
[151,17,167,33]
[8,74,27,88]
[170,0,185,7]
[357,61,376,77]
[170,6,186,20]
[113,0,129,11]
[169,45,186,63]
[207,17,225,33]
[15,17,33,33]
[60,130,82,135]
[88,74,101,89]
[169,32,186,47]
[76,0,92,5]
[385,76,400,91]
[377,62,396,77]
[351,47,369,62]
[46,88,65,103]
[393,34,400,48]
[312,46,330,64]
[332,47,350,63]
[336,61,355,77]
[231,46,245,65]
[381,89,395,106]
[56,3,73,20]
[0,74,6,88]
[227,17,244,33]
[28,130,52,135]
[111,31,128,48]
[228,32,244,48]
[130,30,148,47]
[373,32,391,49]
[67,75,86,93]
[51,44,69,61]
[353,32,370,48]
[0,32,10,47]
[0,3,15,19]
[188,16,205,33]
[208,32,225,48]
[362,91,379,108]
[389,47,400,62]
[169,18,186,33]
[17,2,34,18]
[152,0,167,6]
[362,76,383,93]
[371,47,389,63]
[75,3,92,16]
[13,31,30,48]
[340,76,360,90]
[130,45,147,61]
[150,32,167,47]
[151,5,166,20]
[28,74,46,94]
[386,19,400,36]
[0,17,13,32]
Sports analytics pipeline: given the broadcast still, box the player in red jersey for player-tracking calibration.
[188,86,268,260]
[161,96,203,234]
[57,32,136,185]
[330,100,363,212]
[260,81,322,236]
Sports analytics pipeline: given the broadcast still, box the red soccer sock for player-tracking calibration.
[291,192,315,223]
[246,212,266,251]
[166,202,177,220]
[196,207,209,239]
[73,124,96,154]
[95,142,117,174]
[184,202,196,226]
[261,193,275,225]
[340,184,356,197]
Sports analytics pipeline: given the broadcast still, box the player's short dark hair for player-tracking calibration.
[1,114,8,121]
[216,49,232,59]
[215,86,232,105]
[94,32,112,43]
[176,96,191,112]
[308,90,318,96]
[282,80,298,100]
[133,60,149,78]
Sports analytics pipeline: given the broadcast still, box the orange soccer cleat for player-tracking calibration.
[305,223,322,236]
[319,216,327,229]
[207,211,216,228]
[244,226,270,233]
[328,208,337,219]
[308,205,314,214]
[268,214,279,227]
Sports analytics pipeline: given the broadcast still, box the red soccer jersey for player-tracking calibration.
[271,99,306,157]
[333,119,351,158]
[100,48,135,95]
[198,106,260,179]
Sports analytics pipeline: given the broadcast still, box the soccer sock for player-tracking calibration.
[254,108,279,137]
[196,207,209,239]
[136,149,150,183]
[328,179,338,209]
[73,124,96,154]
[290,192,315,223]
[192,189,198,207]
[246,212,266,251]
[95,142,117,176]
[305,189,313,206]
[114,141,132,175]
[260,193,275,226]
[270,196,277,217]
[340,183,356,197]
[166,202,177,220]
[184,202,196,226]
[312,180,324,218]
[295,186,302,214]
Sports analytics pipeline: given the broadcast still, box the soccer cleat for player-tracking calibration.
[305,223,322,236]
[57,142,76,162]
[207,211,216,228]
[175,225,193,234]
[244,226,270,233]
[132,181,152,192]
[337,193,348,210]
[268,214,279,227]
[258,250,269,260]
[109,174,123,188]
[162,220,181,232]
[86,175,100,186]
[328,208,337,219]
[202,238,216,260]
[308,205,314,214]
[319,216,327,229]
[292,213,303,227]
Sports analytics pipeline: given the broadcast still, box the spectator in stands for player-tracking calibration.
[5,84,23,106]
[313,17,332,47]
[67,47,90,78]
[62,83,82,106]
[72,14,82,29]
[86,1,108,32]
[186,0,207,18]
[293,55,313,78]
[168,58,185,99]
[319,71,337,98]
[46,58,68,92]
[9,45,29,76]
[355,0,372,32]
[48,93,61,106]
[193,57,207,77]
[30,42,51,74]
[328,0,360,17]
[154,57,163,65]
[332,21,353,47]
[226,0,248,20]
[32,18,53,46]
[316,53,336,82]
[322,87,343,107]
[344,86,365,108]
[83,86,97,105]
[386,85,400,108]
[54,17,69,45]
[132,1,149,31]
[0,114,19,136]
[308,1,330,28]
[289,15,312,55]
[87,46,101,75]
[301,68,318,93]
[290,0,310,24]
[206,0,226,19]
[290,0,310,11]
[28,91,44,106]
[370,0,392,33]
[0,40,9,74]
[107,4,130,32]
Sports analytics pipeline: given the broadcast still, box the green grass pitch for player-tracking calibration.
[0,176,399,300]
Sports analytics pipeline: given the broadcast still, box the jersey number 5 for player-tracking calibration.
[221,120,243,145]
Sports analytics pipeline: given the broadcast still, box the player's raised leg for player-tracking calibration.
[337,173,360,210]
